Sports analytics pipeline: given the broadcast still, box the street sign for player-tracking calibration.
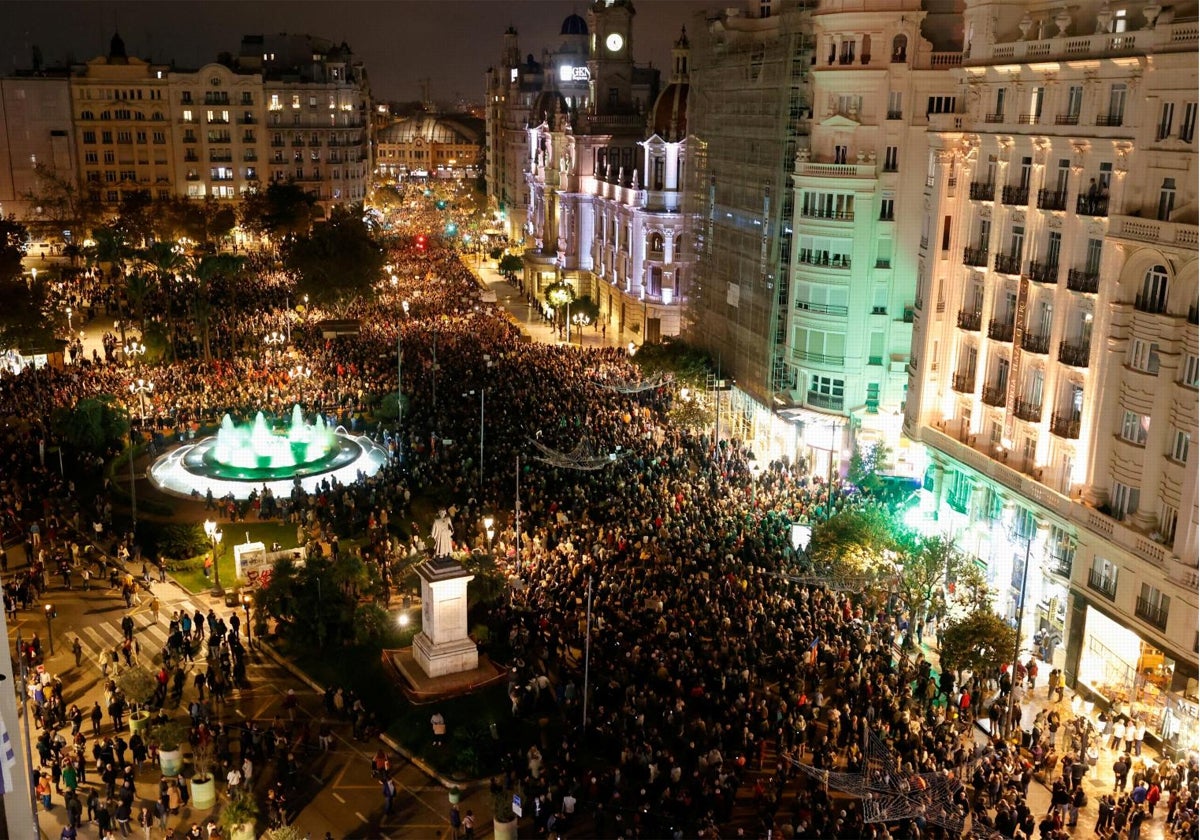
[512,794,522,817]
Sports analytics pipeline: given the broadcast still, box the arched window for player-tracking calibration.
[1139,265,1169,314]
[892,35,908,62]
[649,233,664,253]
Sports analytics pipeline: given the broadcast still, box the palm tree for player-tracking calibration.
[87,225,133,347]
[124,272,152,333]
[190,253,245,362]
[138,241,186,355]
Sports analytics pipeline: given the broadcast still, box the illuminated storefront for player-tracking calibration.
[1076,605,1199,758]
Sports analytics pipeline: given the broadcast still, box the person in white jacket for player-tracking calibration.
[1109,718,1126,751]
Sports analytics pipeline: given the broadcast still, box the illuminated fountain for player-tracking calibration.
[149,404,388,499]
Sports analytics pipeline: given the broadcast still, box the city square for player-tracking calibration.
[0,2,1195,840]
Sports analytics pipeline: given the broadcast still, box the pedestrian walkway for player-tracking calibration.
[68,590,214,678]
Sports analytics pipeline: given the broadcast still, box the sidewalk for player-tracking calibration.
[910,637,1173,840]
[468,257,627,351]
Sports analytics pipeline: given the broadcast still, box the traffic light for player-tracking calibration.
[416,235,427,251]
[435,200,447,211]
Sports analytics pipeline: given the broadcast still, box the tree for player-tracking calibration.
[87,224,135,346]
[631,338,713,388]
[52,395,130,456]
[285,207,383,313]
[951,561,995,614]
[498,253,523,280]
[0,218,54,351]
[138,240,186,353]
[115,190,155,246]
[938,609,1018,681]
[807,506,906,585]
[189,253,244,361]
[240,180,316,241]
[20,163,102,244]
[893,534,963,649]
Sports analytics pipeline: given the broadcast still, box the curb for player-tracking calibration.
[253,639,466,793]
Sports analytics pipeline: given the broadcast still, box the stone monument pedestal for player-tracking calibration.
[412,556,478,679]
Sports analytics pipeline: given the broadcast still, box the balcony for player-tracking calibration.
[793,349,846,366]
[1037,189,1067,211]
[1028,261,1059,285]
[1135,597,1169,631]
[984,113,1005,123]
[209,154,233,163]
[1087,569,1117,600]
[1001,185,1029,206]
[1076,195,1109,216]
[951,371,976,393]
[795,301,849,316]
[994,254,1021,275]
[1022,332,1050,354]
[1051,412,1081,439]
[988,319,1015,342]
[963,246,989,267]
[184,154,199,163]
[1058,340,1091,367]
[800,209,855,221]
[1095,113,1123,127]
[886,110,903,120]
[1066,268,1099,294]
[1017,114,1040,125]
[969,181,996,201]
[238,116,258,125]
[270,141,285,148]
[1134,292,1168,315]
[797,252,851,270]
[807,391,844,411]
[1055,113,1080,125]
[982,385,1007,406]
[1014,400,1042,422]
[957,310,982,332]
[1049,552,1074,578]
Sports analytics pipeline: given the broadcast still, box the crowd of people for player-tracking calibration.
[1,193,1195,840]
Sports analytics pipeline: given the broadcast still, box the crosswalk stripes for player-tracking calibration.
[70,596,215,673]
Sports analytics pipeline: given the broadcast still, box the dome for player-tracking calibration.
[109,31,128,61]
[648,82,689,141]
[561,14,589,36]
[378,114,483,146]
[530,90,571,126]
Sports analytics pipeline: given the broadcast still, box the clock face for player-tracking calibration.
[606,33,624,52]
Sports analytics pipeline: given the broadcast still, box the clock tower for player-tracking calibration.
[587,0,636,115]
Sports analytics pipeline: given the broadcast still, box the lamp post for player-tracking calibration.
[572,312,590,345]
[263,330,286,358]
[483,515,495,554]
[65,305,73,334]
[747,452,761,508]
[124,339,146,368]
[44,604,55,656]
[203,519,224,598]
[462,389,485,492]
[241,593,253,644]
[128,378,153,534]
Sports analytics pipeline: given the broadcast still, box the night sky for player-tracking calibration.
[3,1,714,106]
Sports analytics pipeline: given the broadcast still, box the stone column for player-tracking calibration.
[412,557,479,678]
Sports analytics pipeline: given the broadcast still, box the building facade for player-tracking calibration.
[904,0,1198,754]
[374,112,484,181]
[0,72,75,228]
[68,34,174,209]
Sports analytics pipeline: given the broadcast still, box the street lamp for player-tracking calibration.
[203,519,224,598]
[241,593,253,643]
[129,378,153,425]
[65,305,73,333]
[44,604,55,656]
[483,515,495,552]
[572,312,590,345]
[124,340,146,366]
[263,330,286,356]
[747,452,762,508]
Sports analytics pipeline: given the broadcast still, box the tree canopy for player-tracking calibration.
[285,207,383,311]
[52,395,130,456]
[0,217,56,351]
[938,609,1018,679]
[807,505,908,584]
[240,180,317,240]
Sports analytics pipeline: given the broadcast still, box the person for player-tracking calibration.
[450,803,462,838]
[138,806,154,840]
[462,808,475,840]
[381,775,397,815]
[430,711,446,746]
[71,637,83,668]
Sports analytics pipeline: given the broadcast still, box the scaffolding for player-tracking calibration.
[684,3,815,407]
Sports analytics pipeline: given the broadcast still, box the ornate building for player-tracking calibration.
[374,111,483,181]
[905,0,1198,753]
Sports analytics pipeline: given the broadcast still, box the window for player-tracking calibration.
[1089,557,1118,594]
[1138,583,1170,625]
[1085,238,1103,273]
[1107,84,1126,123]
[1182,102,1197,143]
[1110,481,1139,520]
[1121,411,1149,445]
[879,198,894,220]
[1158,502,1178,543]
[995,87,1007,119]
[926,96,956,115]
[1158,102,1175,140]
[1066,86,1083,120]
[84,151,98,164]
[1129,339,1160,374]
[837,95,861,116]
[883,146,898,171]
[1029,86,1044,120]
[887,91,902,118]
[808,376,844,406]
[1183,353,1200,387]
[82,130,96,144]
[793,328,846,364]
[941,216,952,251]
[1157,178,1176,221]
[1140,265,1169,312]
[1170,428,1191,463]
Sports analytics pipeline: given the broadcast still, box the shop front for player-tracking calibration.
[1075,603,1199,758]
